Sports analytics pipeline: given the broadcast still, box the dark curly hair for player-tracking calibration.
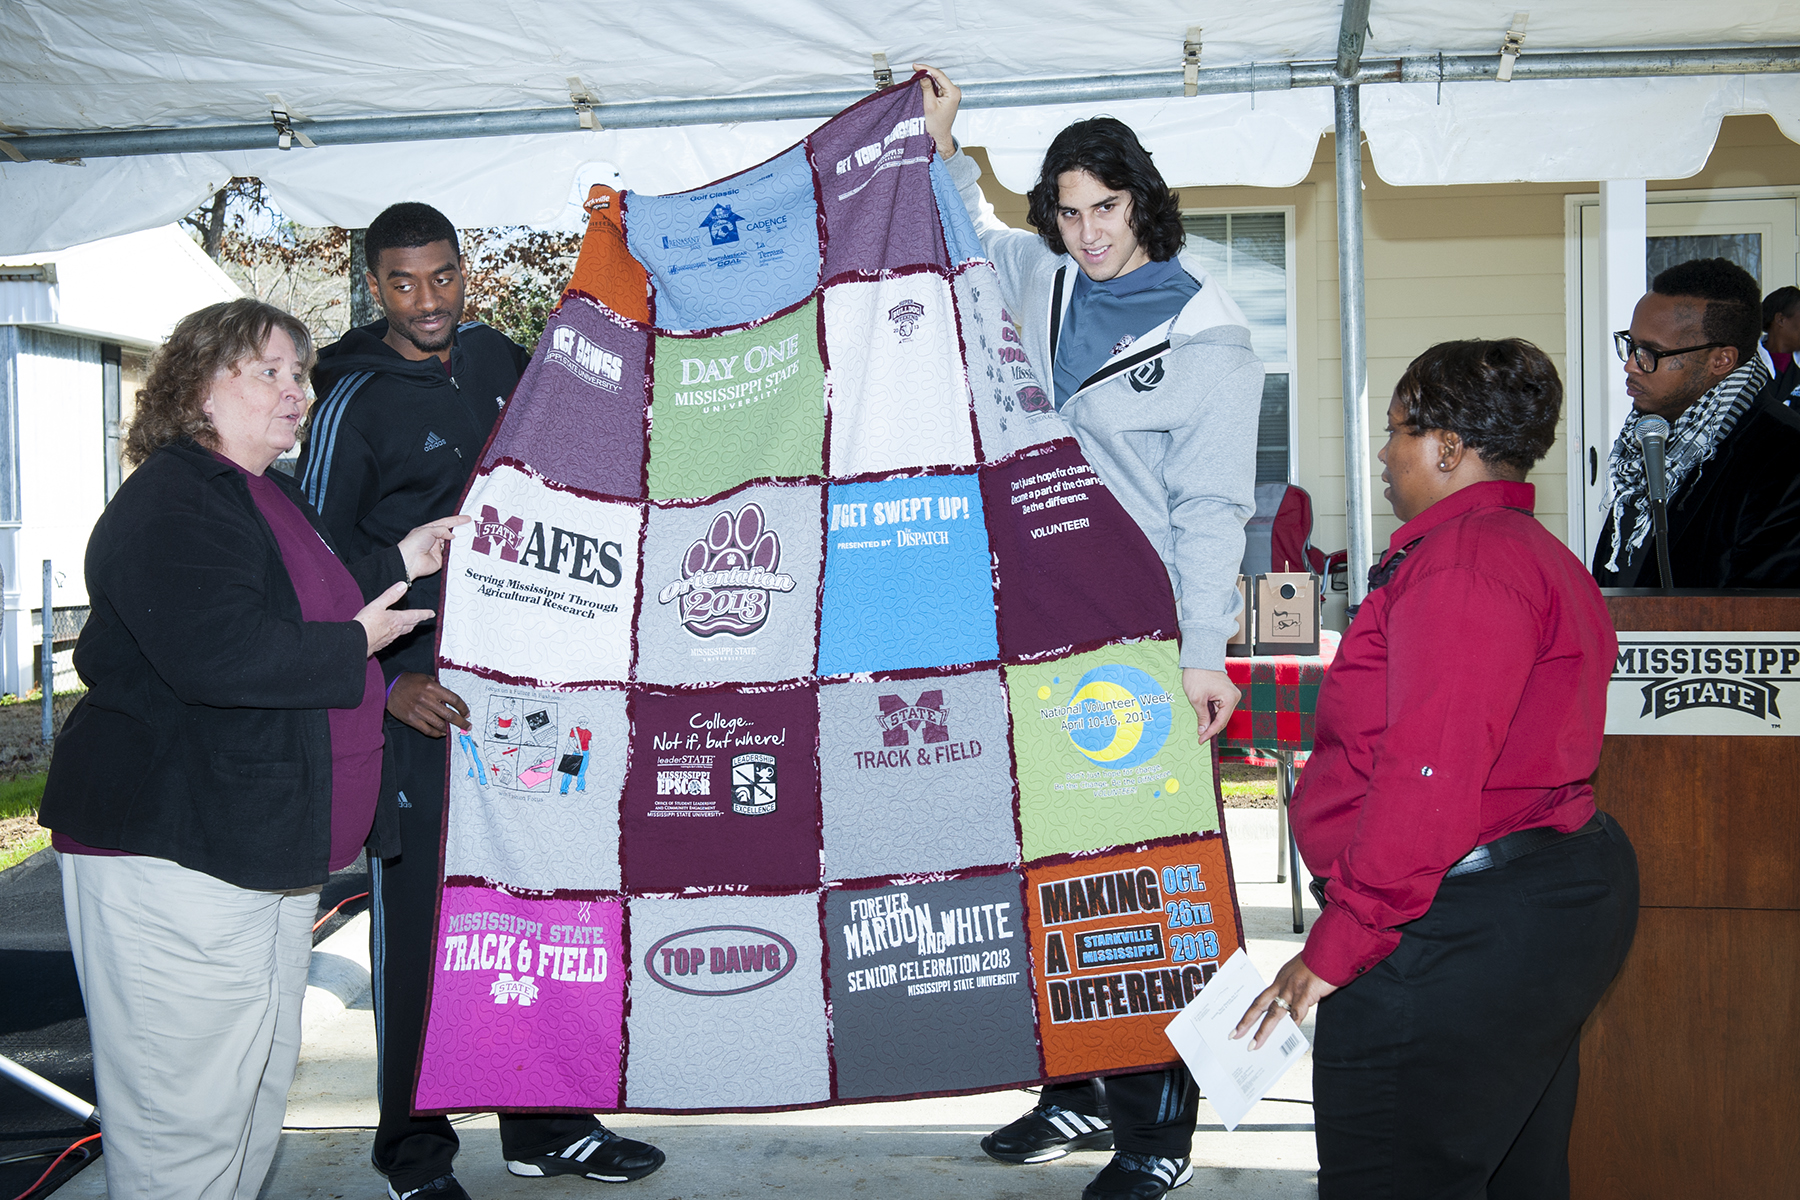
[1391,339,1563,473]
[123,298,314,467]
[1651,257,1760,366]
[365,201,460,274]
[1025,118,1185,262]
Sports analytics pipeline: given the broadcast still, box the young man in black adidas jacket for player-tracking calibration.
[297,202,664,1200]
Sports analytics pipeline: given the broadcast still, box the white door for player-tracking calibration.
[1572,194,1799,565]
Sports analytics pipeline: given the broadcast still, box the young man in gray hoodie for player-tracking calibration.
[916,65,1264,1200]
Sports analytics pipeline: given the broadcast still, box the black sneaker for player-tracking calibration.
[980,1104,1114,1164]
[1081,1153,1195,1198]
[388,1176,471,1200]
[505,1126,666,1183]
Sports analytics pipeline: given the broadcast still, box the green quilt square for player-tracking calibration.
[1006,639,1216,863]
[648,301,825,499]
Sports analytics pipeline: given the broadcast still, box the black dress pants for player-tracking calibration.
[1040,1067,1198,1158]
[1311,813,1639,1199]
[370,720,596,1190]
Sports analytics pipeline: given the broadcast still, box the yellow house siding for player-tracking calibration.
[1656,114,1800,191]
[1313,160,1576,554]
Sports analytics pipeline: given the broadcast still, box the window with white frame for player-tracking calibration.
[1180,210,1296,484]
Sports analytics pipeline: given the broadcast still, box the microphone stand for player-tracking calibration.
[1637,416,1675,593]
[1649,495,1674,594]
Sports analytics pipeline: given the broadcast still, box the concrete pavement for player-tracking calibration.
[61,808,1321,1199]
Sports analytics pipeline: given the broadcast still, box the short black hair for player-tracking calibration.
[365,202,460,274]
[1026,118,1185,262]
[1650,258,1760,366]
[1764,286,1800,330]
[1392,339,1563,473]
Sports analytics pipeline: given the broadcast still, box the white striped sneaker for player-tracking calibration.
[1081,1153,1195,1198]
[504,1126,665,1182]
[980,1104,1116,1163]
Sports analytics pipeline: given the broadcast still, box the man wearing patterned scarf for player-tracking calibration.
[1592,257,1800,588]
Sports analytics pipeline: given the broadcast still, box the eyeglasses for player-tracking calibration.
[1613,330,1725,373]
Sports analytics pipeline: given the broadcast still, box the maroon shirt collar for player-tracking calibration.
[1385,480,1537,559]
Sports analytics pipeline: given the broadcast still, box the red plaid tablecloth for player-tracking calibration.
[1218,628,1341,755]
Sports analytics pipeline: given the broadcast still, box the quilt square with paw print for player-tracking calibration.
[634,486,822,686]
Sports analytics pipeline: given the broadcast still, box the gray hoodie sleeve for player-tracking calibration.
[1160,345,1262,671]
[944,148,1059,303]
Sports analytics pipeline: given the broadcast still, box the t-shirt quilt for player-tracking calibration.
[417,80,1246,1114]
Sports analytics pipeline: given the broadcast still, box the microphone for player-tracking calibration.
[1636,416,1671,506]
[1635,415,1674,589]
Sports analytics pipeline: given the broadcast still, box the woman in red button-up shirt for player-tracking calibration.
[1237,339,1638,1199]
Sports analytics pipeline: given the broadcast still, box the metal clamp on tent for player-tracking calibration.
[1183,28,1203,96]
[872,53,893,91]
[1498,12,1529,81]
[0,264,55,283]
[569,77,601,129]
[267,94,315,149]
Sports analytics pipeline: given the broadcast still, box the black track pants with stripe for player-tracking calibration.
[1041,1068,1198,1158]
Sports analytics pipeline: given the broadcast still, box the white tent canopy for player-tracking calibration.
[4,2,1800,253]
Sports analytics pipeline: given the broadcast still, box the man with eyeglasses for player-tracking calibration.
[1592,257,1800,588]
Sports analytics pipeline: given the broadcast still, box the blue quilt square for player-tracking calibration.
[817,473,997,675]
[931,157,986,267]
[624,144,821,332]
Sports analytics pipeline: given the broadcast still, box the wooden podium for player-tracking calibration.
[1570,593,1800,1196]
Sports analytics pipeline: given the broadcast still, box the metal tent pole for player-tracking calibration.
[2,46,1799,162]
[40,559,52,741]
[1336,0,1375,607]
[0,1051,98,1126]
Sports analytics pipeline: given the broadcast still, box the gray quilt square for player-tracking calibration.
[819,669,1020,880]
[634,485,822,686]
[826,872,1041,1098]
[441,667,625,893]
[954,264,1064,463]
[624,892,828,1109]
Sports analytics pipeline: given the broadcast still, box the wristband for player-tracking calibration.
[386,676,400,701]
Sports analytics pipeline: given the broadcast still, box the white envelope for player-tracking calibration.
[1162,949,1309,1131]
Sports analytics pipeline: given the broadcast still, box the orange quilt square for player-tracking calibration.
[1023,836,1241,1080]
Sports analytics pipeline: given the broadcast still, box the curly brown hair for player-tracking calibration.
[123,298,315,467]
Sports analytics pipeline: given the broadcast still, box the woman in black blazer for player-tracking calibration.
[40,298,464,1200]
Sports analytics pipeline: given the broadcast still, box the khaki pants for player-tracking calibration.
[61,853,317,1200]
